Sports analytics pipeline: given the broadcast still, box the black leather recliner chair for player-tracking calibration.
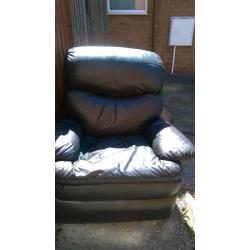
[55,46,194,222]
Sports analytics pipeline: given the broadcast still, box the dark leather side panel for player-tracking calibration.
[55,196,177,223]
[55,180,181,201]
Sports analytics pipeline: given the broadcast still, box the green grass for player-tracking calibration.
[160,89,167,96]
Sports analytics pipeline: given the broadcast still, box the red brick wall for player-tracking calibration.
[106,0,195,74]
[106,0,154,50]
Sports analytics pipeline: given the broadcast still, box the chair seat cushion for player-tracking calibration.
[56,135,181,183]
[55,135,182,201]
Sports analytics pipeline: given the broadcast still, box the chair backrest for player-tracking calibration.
[64,46,164,136]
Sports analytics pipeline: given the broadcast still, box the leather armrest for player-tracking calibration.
[55,119,82,162]
[143,118,195,163]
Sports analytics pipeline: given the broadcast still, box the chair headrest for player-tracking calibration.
[64,46,164,97]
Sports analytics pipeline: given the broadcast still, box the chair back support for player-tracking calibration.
[64,46,164,136]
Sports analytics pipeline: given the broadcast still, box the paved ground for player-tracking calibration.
[56,208,194,250]
[56,74,195,250]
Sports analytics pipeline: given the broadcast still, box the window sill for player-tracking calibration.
[107,11,147,15]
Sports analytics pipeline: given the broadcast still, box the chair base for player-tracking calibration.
[55,195,177,223]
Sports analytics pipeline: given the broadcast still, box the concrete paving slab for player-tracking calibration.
[162,76,195,136]
[56,207,194,250]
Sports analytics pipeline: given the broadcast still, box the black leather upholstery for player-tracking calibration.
[55,46,194,222]
[56,135,181,183]
[56,181,181,201]
[144,118,195,162]
[55,119,81,162]
[64,46,164,97]
[56,197,177,223]
[66,90,162,136]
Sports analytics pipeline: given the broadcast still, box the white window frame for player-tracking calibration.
[107,0,148,15]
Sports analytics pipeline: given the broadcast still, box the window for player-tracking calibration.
[107,0,147,15]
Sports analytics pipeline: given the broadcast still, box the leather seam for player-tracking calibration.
[55,176,181,185]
